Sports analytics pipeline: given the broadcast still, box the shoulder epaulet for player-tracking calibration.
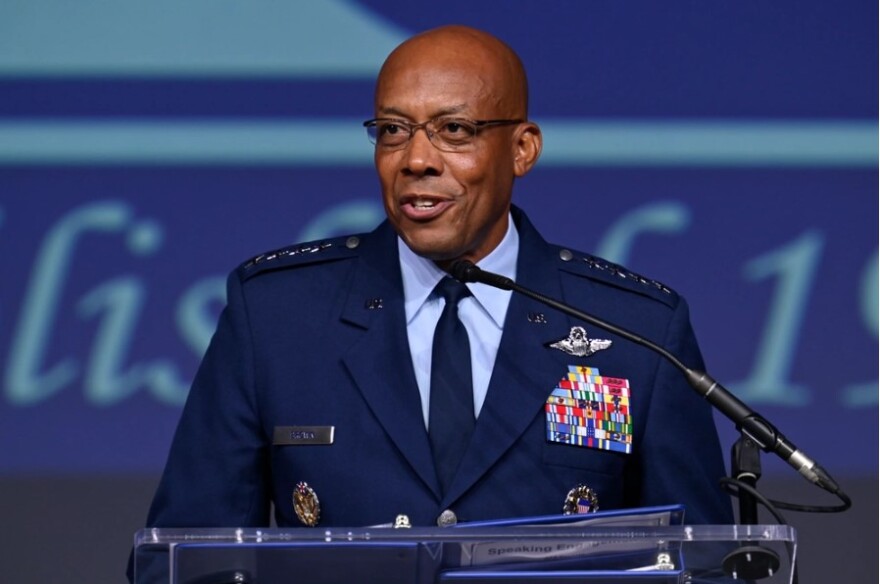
[555,247,678,305]
[239,234,363,280]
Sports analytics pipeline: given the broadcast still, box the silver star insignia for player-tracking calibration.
[550,326,612,357]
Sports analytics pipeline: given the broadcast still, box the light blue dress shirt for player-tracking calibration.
[399,215,518,429]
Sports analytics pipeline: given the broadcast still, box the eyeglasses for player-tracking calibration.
[362,117,523,152]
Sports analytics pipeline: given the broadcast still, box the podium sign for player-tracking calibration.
[134,524,796,583]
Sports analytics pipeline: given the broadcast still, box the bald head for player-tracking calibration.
[371,25,542,267]
[376,25,529,119]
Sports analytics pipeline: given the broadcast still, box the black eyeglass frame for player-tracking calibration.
[362,117,524,151]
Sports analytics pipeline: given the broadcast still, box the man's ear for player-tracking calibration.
[512,122,542,177]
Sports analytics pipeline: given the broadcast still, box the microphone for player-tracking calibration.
[451,260,844,497]
[451,260,515,290]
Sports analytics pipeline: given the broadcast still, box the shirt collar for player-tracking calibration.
[399,213,519,327]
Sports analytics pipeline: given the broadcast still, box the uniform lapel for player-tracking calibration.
[339,224,441,499]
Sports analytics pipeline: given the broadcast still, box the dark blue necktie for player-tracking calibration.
[429,277,475,495]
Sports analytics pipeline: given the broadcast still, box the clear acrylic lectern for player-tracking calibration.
[133,524,795,583]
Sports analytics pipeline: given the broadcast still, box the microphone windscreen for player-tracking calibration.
[451,260,478,283]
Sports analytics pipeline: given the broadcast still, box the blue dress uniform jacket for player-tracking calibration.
[144,207,733,532]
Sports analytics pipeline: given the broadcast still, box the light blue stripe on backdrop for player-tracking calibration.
[0,119,875,166]
[0,1,407,78]
[542,120,877,167]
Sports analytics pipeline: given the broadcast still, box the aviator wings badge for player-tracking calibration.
[549,326,612,357]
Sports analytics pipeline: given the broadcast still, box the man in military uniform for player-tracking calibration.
[141,25,731,540]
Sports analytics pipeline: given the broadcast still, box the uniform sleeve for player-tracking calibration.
[144,268,271,528]
[628,296,734,524]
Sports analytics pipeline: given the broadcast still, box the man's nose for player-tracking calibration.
[402,127,443,176]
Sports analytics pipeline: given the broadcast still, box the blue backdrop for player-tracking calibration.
[1,4,876,582]
[0,0,876,491]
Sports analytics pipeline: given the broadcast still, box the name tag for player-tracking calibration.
[273,426,335,445]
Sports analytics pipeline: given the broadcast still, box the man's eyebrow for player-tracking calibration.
[376,107,409,119]
[377,104,469,119]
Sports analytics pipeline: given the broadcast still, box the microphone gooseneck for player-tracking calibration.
[450,259,848,502]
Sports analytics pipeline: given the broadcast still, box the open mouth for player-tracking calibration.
[400,195,453,220]
[412,198,438,209]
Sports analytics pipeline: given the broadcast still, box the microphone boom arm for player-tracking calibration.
[451,260,846,499]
